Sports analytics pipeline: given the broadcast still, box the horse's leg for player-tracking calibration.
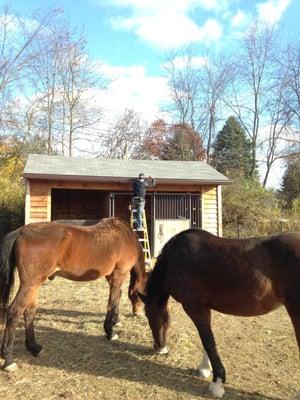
[1,284,40,371]
[197,349,212,378]
[182,303,225,398]
[285,302,300,400]
[145,297,169,355]
[24,304,42,356]
[128,267,144,317]
[104,276,123,340]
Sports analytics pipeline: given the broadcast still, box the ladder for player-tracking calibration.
[130,207,152,268]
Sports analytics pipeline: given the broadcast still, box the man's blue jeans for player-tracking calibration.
[133,199,145,229]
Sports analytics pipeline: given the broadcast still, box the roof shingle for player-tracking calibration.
[23,154,229,184]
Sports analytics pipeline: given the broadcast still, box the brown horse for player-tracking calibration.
[140,229,300,399]
[0,218,146,372]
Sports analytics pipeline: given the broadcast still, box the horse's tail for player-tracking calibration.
[0,229,20,321]
[128,245,147,314]
[128,245,147,298]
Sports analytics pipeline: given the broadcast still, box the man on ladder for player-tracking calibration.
[131,173,156,268]
[132,173,155,231]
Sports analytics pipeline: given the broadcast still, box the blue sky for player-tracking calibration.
[4,0,300,186]
[9,0,300,121]
[11,0,300,77]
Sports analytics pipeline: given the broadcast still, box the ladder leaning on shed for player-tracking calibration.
[130,208,152,269]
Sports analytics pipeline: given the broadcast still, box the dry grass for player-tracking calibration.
[0,278,299,400]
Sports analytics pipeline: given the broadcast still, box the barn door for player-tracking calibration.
[153,193,201,256]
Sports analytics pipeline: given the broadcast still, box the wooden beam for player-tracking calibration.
[217,185,223,237]
[25,179,30,225]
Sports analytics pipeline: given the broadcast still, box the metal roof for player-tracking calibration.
[23,154,230,184]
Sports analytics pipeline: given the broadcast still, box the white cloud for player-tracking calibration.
[231,10,249,28]
[197,0,229,11]
[163,55,208,69]
[97,0,228,14]
[98,0,224,49]
[111,12,222,49]
[95,63,170,122]
[256,0,291,25]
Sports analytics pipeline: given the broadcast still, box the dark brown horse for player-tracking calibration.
[0,218,146,372]
[140,229,300,399]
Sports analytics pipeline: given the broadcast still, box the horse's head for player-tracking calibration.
[137,290,147,304]
[137,270,151,304]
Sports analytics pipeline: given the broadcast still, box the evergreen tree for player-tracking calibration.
[212,116,254,178]
[280,158,300,208]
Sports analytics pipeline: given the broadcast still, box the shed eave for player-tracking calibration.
[22,173,230,186]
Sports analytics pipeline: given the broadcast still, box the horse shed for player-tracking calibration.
[23,154,229,256]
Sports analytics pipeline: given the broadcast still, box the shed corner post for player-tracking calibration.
[217,185,223,237]
[47,183,52,222]
[25,179,31,225]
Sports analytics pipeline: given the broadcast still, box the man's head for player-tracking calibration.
[138,173,145,181]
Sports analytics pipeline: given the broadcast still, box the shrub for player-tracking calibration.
[223,177,282,237]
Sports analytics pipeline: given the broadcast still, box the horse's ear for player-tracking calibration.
[137,291,147,304]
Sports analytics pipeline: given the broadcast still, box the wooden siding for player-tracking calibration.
[25,179,222,237]
[201,186,218,235]
[47,179,204,193]
[29,181,49,223]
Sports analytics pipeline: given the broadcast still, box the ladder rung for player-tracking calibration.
[130,209,151,267]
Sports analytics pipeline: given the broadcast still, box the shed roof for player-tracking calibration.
[23,154,230,185]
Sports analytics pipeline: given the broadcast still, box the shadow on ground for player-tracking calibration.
[3,307,282,400]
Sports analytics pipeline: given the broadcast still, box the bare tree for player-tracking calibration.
[224,23,278,177]
[259,65,295,186]
[164,48,201,129]
[0,4,61,130]
[199,55,232,161]
[29,26,62,154]
[57,32,107,156]
[101,109,146,159]
[283,43,300,136]
[164,47,231,162]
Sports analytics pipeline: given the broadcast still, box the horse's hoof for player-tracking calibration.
[110,333,119,341]
[198,367,211,379]
[208,379,225,398]
[28,344,43,357]
[3,362,18,373]
[157,346,168,355]
[32,347,43,357]
[115,321,122,328]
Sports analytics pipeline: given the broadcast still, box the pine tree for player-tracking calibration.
[212,116,254,179]
[280,158,300,208]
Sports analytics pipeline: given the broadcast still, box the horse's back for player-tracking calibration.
[158,229,300,316]
[14,218,140,280]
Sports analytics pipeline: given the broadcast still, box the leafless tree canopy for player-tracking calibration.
[0,4,299,187]
[164,27,299,185]
[0,5,108,157]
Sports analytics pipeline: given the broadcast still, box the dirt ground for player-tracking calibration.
[0,277,299,400]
